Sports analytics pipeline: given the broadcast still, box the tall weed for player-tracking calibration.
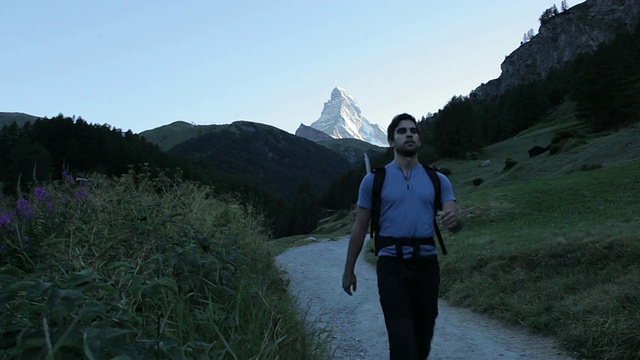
[0,168,329,359]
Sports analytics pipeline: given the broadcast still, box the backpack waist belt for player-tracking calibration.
[374,236,435,259]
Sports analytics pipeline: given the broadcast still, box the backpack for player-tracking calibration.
[369,163,448,256]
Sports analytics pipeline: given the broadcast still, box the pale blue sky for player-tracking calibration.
[1,1,584,135]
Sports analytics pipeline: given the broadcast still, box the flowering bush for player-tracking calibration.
[0,172,92,269]
[0,169,327,359]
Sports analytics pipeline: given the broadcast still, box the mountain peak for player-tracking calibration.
[331,86,348,98]
[302,87,387,146]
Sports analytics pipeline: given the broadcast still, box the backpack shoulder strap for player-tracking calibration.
[422,164,441,211]
[370,166,386,239]
[422,164,448,255]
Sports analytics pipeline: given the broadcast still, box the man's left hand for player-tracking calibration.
[438,210,462,233]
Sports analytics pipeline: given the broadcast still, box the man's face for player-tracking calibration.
[390,120,420,157]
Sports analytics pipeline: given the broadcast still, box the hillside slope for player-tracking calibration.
[436,102,640,193]
[169,121,351,198]
[0,112,41,128]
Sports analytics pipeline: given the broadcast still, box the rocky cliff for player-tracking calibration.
[473,0,640,100]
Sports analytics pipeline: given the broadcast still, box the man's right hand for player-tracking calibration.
[342,272,358,296]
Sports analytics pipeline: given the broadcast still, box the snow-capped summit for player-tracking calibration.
[304,87,387,147]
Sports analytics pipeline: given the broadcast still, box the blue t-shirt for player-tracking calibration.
[357,161,455,257]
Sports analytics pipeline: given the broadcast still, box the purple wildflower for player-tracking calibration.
[16,199,34,218]
[23,236,29,249]
[62,171,75,184]
[0,212,13,228]
[75,188,88,202]
[61,196,68,203]
[34,187,53,208]
[35,187,47,199]
[0,245,5,252]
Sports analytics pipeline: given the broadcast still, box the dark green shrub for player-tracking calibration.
[580,163,602,171]
[465,152,479,160]
[503,158,518,172]
[563,138,588,152]
[552,129,586,144]
[550,138,589,155]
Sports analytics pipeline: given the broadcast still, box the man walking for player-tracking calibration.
[342,113,461,359]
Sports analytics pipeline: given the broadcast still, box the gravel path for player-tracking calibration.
[276,236,576,360]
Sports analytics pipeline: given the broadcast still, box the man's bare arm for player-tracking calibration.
[440,200,462,233]
[342,206,371,295]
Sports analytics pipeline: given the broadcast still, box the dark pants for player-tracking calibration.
[377,256,440,360]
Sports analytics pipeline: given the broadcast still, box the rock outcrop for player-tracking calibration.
[473,0,640,100]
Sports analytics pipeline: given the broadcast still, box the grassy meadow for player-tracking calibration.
[0,168,331,359]
[437,116,640,360]
[441,158,639,360]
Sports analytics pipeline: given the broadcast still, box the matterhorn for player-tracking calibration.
[296,87,387,147]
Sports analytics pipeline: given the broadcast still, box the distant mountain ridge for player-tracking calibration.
[296,87,388,147]
[0,112,41,128]
[166,120,351,199]
[140,118,383,165]
[152,121,351,198]
[317,138,386,166]
[294,123,334,141]
[140,121,213,151]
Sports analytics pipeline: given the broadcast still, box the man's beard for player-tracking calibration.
[395,144,419,157]
[397,148,418,157]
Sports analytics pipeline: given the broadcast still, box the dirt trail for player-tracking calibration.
[276,236,576,360]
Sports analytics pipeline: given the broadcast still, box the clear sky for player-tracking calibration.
[1,1,585,135]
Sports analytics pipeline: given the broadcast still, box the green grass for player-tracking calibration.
[0,169,331,359]
[435,110,640,359]
[440,159,640,359]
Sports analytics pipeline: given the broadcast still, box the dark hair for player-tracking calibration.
[387,113,417,143]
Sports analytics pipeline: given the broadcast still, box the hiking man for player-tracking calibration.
[341,113,461,359]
